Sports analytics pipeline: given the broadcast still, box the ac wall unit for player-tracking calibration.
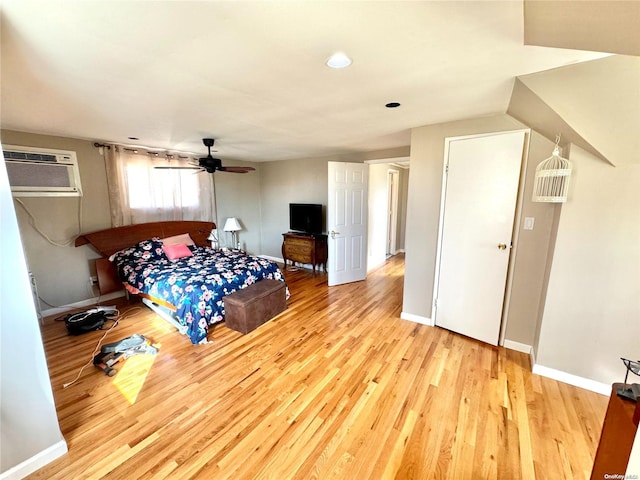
[3,144,83,197]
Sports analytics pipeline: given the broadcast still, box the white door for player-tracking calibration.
[434,131,525,345]
[327,162,368,287]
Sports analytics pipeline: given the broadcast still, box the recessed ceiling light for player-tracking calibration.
[385,102,401,108]
[326,52,352,69]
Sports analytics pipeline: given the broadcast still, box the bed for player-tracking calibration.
[75,221,288,344]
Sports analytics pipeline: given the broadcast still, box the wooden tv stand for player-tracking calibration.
[282,232,328,275]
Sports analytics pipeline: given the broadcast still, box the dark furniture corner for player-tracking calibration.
[590,383,640,480]
[95,257,122,295]
[281,232,328,275]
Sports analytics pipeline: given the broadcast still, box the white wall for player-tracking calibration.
[367,163,390,270]
[535,145,640,385]
[258,157,329,259]
[0,155,67,478]
[503,132,560,345]
[213,163,262,253]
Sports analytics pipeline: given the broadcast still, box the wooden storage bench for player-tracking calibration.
[224,279,287,334]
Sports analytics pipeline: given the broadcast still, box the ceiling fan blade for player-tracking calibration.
[172,139,255,175]
[220,166,256,173]
[154,166,201,170]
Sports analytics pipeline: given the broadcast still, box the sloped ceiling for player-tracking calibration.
[508,78,607,163]
[514,1,640,167]
[513,56,640,167]
[524,0,640,56]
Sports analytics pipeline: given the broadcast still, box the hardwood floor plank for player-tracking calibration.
[28,254,608,479]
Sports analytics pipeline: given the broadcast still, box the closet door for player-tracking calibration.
[434,131,525,345]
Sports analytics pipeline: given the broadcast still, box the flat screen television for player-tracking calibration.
[289,203,323,235]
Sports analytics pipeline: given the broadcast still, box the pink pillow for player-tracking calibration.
[162,244,193,261]
[161,233,195,246]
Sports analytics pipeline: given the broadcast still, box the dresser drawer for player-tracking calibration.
[285,242,312,257]
[285,237,312,249]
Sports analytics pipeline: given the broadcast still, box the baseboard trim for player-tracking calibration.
[41,291,126,318]
[400,311,434,326]
[503,340,532,354]
[532,364,610,396]
[259,254,284,264]
[0,440,67,480]
[530,348,536,371]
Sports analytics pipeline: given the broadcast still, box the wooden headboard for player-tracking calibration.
[75,220,215,257]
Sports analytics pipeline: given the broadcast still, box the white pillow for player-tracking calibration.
[161,233,195,246]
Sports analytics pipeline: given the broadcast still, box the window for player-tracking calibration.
[105,146,215,227]
[126,165,199,209]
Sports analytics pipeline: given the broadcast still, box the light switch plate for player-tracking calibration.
[524,217,535,230]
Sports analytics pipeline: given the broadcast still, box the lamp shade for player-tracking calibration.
[223,217,241,232]
[207,229,217,241]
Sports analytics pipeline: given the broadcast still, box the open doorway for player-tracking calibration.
[366,159,409,272]
[387,169,399,257]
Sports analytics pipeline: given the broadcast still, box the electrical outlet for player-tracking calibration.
[90,275,98,285]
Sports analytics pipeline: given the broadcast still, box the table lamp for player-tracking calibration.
[223,217,242,249]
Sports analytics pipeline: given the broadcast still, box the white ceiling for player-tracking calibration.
[0,1,609,162]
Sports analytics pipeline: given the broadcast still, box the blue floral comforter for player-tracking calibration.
[110,238,287,344]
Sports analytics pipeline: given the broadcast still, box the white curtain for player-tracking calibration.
[104,145,215,227]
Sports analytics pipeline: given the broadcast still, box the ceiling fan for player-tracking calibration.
[155,138,255,174]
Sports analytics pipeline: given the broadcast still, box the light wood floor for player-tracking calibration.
[31,255,607,479]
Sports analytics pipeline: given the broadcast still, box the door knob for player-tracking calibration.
[497,243,507,250]
[330,230,340,238]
